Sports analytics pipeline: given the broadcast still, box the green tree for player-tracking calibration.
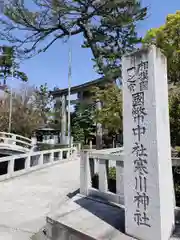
[0,45,27,87]
[34,83,53,125]
[143,11,180,84]
[169,85,180,146]
[1,0,146,79]
[71,102,96,144]
[71,121,85,144]
[51,96,61,130]
[92,83,123,145]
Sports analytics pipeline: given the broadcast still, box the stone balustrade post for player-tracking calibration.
[50,152,54,163]
[39,153,44,166]
[99,159,108,193]
[59,150,62,160]
[80,151,91,195]
[25,155,31,169]
[96,100,103,150]
[8,157,15,175]
[116,161,124,204]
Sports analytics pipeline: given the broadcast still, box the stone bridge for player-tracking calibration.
[0,146,80,240]
[0,132,35,156]
[0,146,180,240]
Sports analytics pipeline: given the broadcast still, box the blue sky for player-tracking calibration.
[11,0,180,91]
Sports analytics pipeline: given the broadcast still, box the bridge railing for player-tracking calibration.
[0,132,33,150]
[80,150,180,206]
[0,146,77,181]
[73,142,81,151]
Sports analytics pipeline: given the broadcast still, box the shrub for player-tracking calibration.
[175,146,180,157]
[92,167,116,193]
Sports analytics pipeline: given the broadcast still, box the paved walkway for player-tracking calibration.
[0,158,80,240]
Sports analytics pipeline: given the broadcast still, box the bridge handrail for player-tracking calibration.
[0,146,77,181]
[80,150,180,206]
[0,147,75,163]
[73,142,81,151]
[0,132,32,144]
[0,132,34,152]
[0,137,33,148]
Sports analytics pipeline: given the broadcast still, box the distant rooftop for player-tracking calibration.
[51,77,114,97]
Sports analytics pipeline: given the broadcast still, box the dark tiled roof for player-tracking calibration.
[50,77,114,97]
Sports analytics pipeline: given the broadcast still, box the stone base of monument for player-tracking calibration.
[46,194,180,240]
[46,194,132,240]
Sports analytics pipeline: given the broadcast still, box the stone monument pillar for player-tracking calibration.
[61,95,67,144]
[122,46,175,240]
[96,99,103,150]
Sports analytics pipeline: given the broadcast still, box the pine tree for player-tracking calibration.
[1,0,147,79]
[0,45,27,88]
[71,102,96,144]
[92,83,123,136]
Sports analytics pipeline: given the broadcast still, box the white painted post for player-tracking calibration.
[116,160,124,204]
[25,155,31,169]
[31,136,37,146]
[78,143,81,151]
[39,153,43,166]
[67,150,70,159]
[80,151,91,195]
[50,152,54,163]
[59,150,62,160]
[8,157,15,175]
[71,136,73,148]
[122,46,175,240]
[4,136,8,144]
[96,100,103,150]
[99,159,108,192]
[11,134,16,145]
[89,140,92,150]
[94,158,99,174]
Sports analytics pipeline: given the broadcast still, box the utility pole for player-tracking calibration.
[8,68,13,133]
[8,50,15,133]
[67,30,72,148]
